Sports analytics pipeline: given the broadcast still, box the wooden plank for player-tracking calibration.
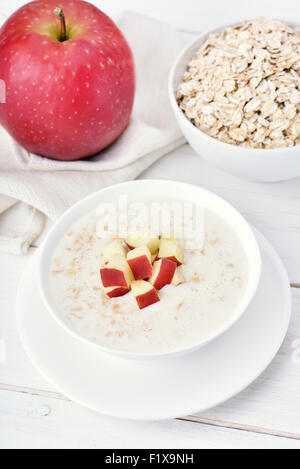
[1,389,299,449]
[191,290,300,438]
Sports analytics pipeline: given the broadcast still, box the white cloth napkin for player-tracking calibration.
[0,11,185,254]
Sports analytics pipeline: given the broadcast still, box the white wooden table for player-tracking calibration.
[1,0,300,450]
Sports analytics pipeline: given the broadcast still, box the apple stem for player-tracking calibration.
[54,7,67,42]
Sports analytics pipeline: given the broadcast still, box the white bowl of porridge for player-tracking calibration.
[38,180,261,360]
[169,18,300,182]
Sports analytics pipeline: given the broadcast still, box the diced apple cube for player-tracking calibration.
[127,246,153,280]
[158,239,184,266]
[131,280,160,310]
[100,255,133,288]
[149,258,177,290]
[171,269,186,286]
[125,232,160,254]
[146,238,160,255]
[105,286,130,298]
[102,240,127,264]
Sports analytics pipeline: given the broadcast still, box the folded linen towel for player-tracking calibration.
[0,11,185,254]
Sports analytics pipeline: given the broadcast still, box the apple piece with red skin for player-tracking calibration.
[105,286,130,299]
[127,246,153,280]
[131,280,160,310]
[103,240,127,265]
[158,239,184,266]
[0,0,135,161]
[149,258,177,291]
[125,232,160,255]
[100,255,133,288]
[171,268,186,286]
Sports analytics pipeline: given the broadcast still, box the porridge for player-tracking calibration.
[177,18,300,149]
[50,204,249,353]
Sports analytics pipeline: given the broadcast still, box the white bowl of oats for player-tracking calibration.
[169,18,300,182]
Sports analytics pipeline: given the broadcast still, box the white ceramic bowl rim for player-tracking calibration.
[38,180,262,360]
[169,20,300,155]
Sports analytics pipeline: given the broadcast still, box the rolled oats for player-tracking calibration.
[177,18,300,149]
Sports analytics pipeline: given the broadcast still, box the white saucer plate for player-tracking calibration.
[17,227,291,421]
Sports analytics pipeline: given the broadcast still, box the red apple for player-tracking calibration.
[158,239,184,266]
[100,256,133,288]
[0,0,135,160]
[131,280,160,310]
[149,258,177,290]
[105,286,129,299]
[127,245,152,280]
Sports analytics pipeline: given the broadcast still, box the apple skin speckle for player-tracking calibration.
[0,0,135,161]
